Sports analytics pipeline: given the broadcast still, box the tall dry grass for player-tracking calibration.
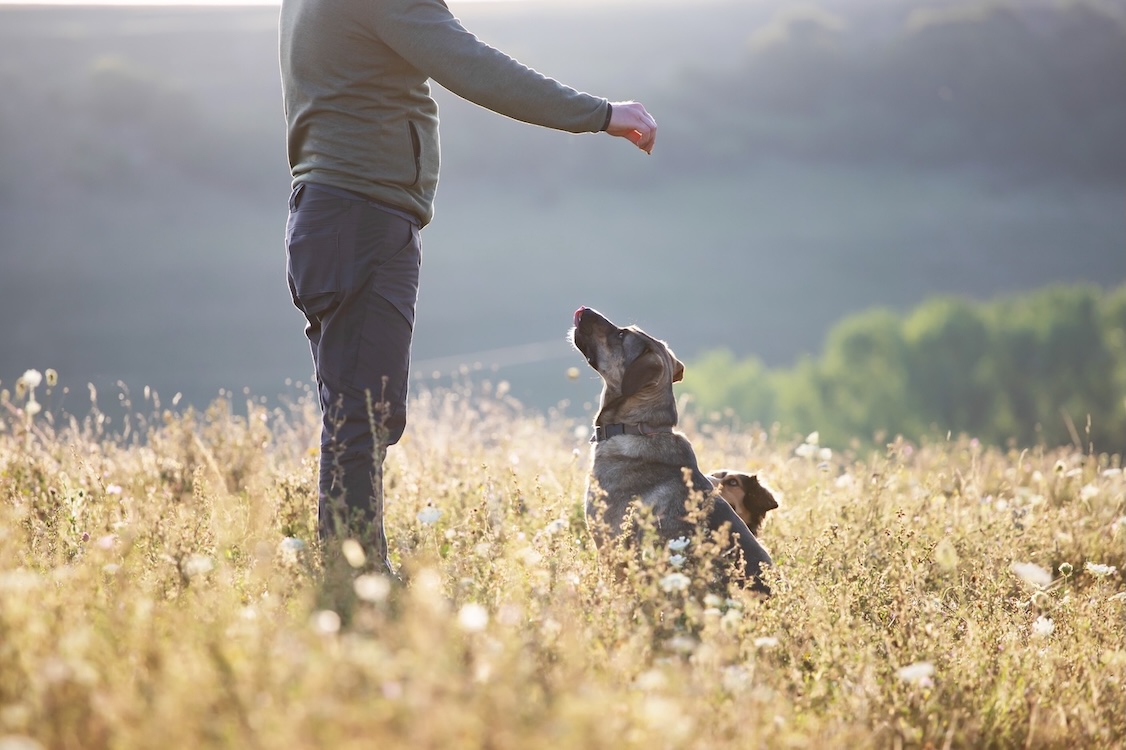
[1,373,1124,749]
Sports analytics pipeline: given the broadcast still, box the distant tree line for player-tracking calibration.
[682,283,1126,452]
[657,0,1126,188]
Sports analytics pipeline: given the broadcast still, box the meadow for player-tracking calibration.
[2,371,1125,749]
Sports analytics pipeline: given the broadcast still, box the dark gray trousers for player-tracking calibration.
[285,182,421,571]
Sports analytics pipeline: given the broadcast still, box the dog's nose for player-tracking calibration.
[574,307,588,327]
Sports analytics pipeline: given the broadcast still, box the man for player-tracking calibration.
[280,0,657,573]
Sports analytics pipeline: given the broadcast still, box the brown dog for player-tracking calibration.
[709,470,778,537]
[570,306,772,594]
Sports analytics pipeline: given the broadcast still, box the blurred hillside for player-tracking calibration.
[0,0,1123,420]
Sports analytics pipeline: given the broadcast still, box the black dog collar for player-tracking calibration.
[591,423,674,443]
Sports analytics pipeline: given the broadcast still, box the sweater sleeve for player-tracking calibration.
[367,0,609,134]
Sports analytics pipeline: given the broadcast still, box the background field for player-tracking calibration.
[1,0,1123,430]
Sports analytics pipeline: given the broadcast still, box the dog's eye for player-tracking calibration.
[725,478,739,486]
[617,330,627,339]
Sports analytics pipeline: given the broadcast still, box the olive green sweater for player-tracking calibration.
[279,0,610,226]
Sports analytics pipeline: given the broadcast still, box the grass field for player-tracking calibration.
[2,371,1125,749]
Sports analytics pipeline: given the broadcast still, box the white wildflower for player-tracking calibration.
[181,554,213,578]
[105,484,123,495]
[457,603,489,633]
[667,537,690,552]
[818,447,833,462]
[1011,561,1052,588]
[1085,561,1118,578]
[794,442,816,459]
[1032,615,1055,638]
[311,609,341,636]
[666,635,696,654]
[1058,562,1073,577]
[668,554,687,569]
[1080,484,1099,501]
[806,431,820,445]
[417,505,442,525]
[341,539,366,568]
[45,369,57,387]
[278,537,306,565]
[754,636,780,649]
[20,369,42,390]
[354,574,392,603]
[24,399,41,417]
[896,661,935,687]
[933,538,959,571]
[659,572,691,592]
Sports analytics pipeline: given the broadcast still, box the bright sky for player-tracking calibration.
[0,0,526,4]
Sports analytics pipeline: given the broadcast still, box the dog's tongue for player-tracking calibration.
[573,307,588,327]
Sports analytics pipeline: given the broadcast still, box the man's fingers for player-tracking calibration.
[607,101,657,154]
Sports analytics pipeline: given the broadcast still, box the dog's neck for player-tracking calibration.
[590,422,674,443]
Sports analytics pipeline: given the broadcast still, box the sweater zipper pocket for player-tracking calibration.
[408,121,422,187]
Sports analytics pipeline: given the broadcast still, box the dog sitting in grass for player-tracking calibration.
[708,470,778,537]
[570,306,772,594]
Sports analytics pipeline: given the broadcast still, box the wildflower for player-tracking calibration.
[1085,562,1118,578]
[722,666,751,692]
[278,537,306,565]
[659,572,691,592]
[668,554,687,569]
[341,539,366,568]
[1032,615,1055,638]
[1058,562,1073,577]
[635,669,668,691]
[666,635,696,654]
[106,484,123,495]
[354,574,392,603]
[20,369,42,390]
[181,554,213,578]
[794,442,816,459]
[1080,484,1099,501]
[806,431,820,445]
[45,369,57,387]
[754,636,780,649]
[933,538,959,571]
[896,661,935,688]
[1011,561,1052,589]
[417,505,442,525]
[667,537,690,552]
[24,399,41,417]
[566,367,580,380]
[818,447,833,462]
[457,602,489,632]
[14,381,26,400]
[311,609,341,636]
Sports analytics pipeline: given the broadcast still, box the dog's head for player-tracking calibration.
[570,307,684,427]
[709,470,779,535]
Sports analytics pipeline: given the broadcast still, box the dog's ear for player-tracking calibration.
[620,354,663,398]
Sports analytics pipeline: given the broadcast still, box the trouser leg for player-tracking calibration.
[285,183,421,573]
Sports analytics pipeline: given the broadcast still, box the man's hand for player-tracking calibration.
[605,101,657,154]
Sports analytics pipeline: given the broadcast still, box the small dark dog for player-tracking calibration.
[570,306,772,594]
[708,470,778,537]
